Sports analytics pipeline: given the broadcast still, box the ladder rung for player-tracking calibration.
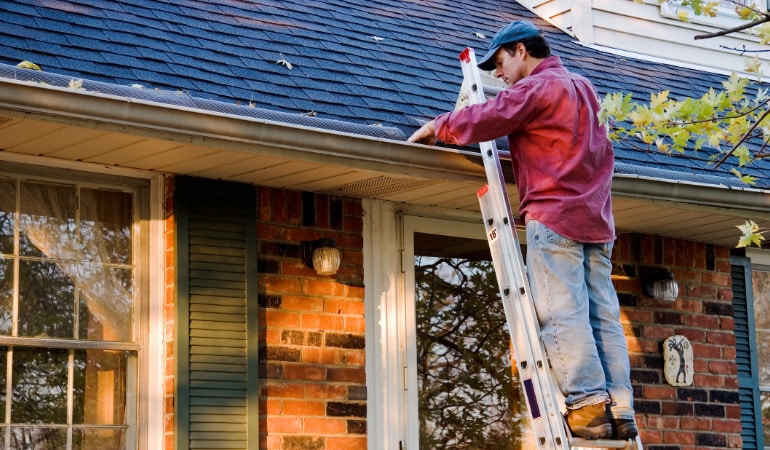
[482,84,504,97]
[569,438,636,449]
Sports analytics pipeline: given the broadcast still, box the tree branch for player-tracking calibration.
[695,14,770,40]
[714,105,770,168]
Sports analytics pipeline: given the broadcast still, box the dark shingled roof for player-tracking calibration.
[1,0,768,187]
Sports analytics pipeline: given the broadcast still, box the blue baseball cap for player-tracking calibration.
[477,20,541,71]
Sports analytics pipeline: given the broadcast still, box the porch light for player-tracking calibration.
[302,237,340,276]
[640,266,679,303]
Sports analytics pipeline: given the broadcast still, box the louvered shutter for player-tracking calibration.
[730,256,765,450]
[176,177,259,450]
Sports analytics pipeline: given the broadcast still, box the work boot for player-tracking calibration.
[612,418,638,440]
[566,402,612,440]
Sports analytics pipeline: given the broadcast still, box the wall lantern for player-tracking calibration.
[640,266,679,303]
[302,237,340,276]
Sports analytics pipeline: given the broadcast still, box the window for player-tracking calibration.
[747,259,770,448]
[0,173,143,449]
[751,265,769,448]
[660,0,767,27]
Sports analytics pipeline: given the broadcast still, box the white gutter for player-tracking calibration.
[0,77,768,215]
[0,78,485,184]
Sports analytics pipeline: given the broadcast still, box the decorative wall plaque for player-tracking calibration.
[664,335,693,386]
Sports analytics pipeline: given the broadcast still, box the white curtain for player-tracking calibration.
[20,182,132,342]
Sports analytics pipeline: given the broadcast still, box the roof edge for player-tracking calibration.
[1,77,768,217]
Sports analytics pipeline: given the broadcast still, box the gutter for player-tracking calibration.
[0,77,486,184]
[0,77,768,217]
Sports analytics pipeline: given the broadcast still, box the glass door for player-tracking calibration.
[402,216,533,449]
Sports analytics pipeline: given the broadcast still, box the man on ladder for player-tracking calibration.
[408,20,639,444]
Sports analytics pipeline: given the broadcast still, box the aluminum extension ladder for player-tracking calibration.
[458,47,643,450]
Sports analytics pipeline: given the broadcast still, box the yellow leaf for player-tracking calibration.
[16,60,41,71]
[736,220,765,248]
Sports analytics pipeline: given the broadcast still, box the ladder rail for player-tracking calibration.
[461,47,569,449]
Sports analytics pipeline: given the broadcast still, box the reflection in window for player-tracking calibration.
[751,267,769,446]
[414,236,532,449]
[0,177,136,449]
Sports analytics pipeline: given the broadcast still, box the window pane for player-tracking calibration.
[0,179,15,255]
[19,183,78,259]
[77,266,132,342]
[10,427,67,449]
[0,259,12,334]
[415,235,531,449]
[74,427,128,450]
[11,347,68,424]
[18,260,75,339]
[80,189,132,265]
[73,349,128,426]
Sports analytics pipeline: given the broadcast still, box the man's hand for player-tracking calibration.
[407,120,437,145]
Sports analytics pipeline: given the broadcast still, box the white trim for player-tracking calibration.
[576,38,770,83]
[364,199,405,450]
[144,174,166,450]
[0,148,164,180]
[746,247,770,266]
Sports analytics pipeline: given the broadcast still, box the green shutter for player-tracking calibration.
[176,177,259,450]
[730,256,765,450]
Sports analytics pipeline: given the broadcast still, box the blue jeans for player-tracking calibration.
[525,220,635,421]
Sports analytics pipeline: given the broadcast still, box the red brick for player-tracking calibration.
[284,363,327,381]
[303,279,345,296]
[302,347,343,365]
[325,436,367,450]
[305,384,347,400]
[708,331,735,346]
[263,383,305,398]
[327,367,365,384]
[265,416,303,434]
[304,417,347,434]
[264,275,302,295]
[680,416,711,430]
[644,385,677,400]
[345,317,365,333]
[324,298,365,315]
[264,310,302,328]
[712,418,742,433]
[661,430,695,445]
[283,400,325,416]
[282,295,324,312]
[301,313,345,331]
[687,313,719,329]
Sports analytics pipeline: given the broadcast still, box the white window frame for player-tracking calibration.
[746,247,770,449]
[660,0,766,29]
[0,157,165,450]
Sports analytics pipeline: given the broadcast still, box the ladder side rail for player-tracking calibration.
[460,47,569,449]
[477,187,564,449]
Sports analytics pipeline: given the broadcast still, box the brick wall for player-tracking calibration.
[257,187,367,450]
[612,233,742,450]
